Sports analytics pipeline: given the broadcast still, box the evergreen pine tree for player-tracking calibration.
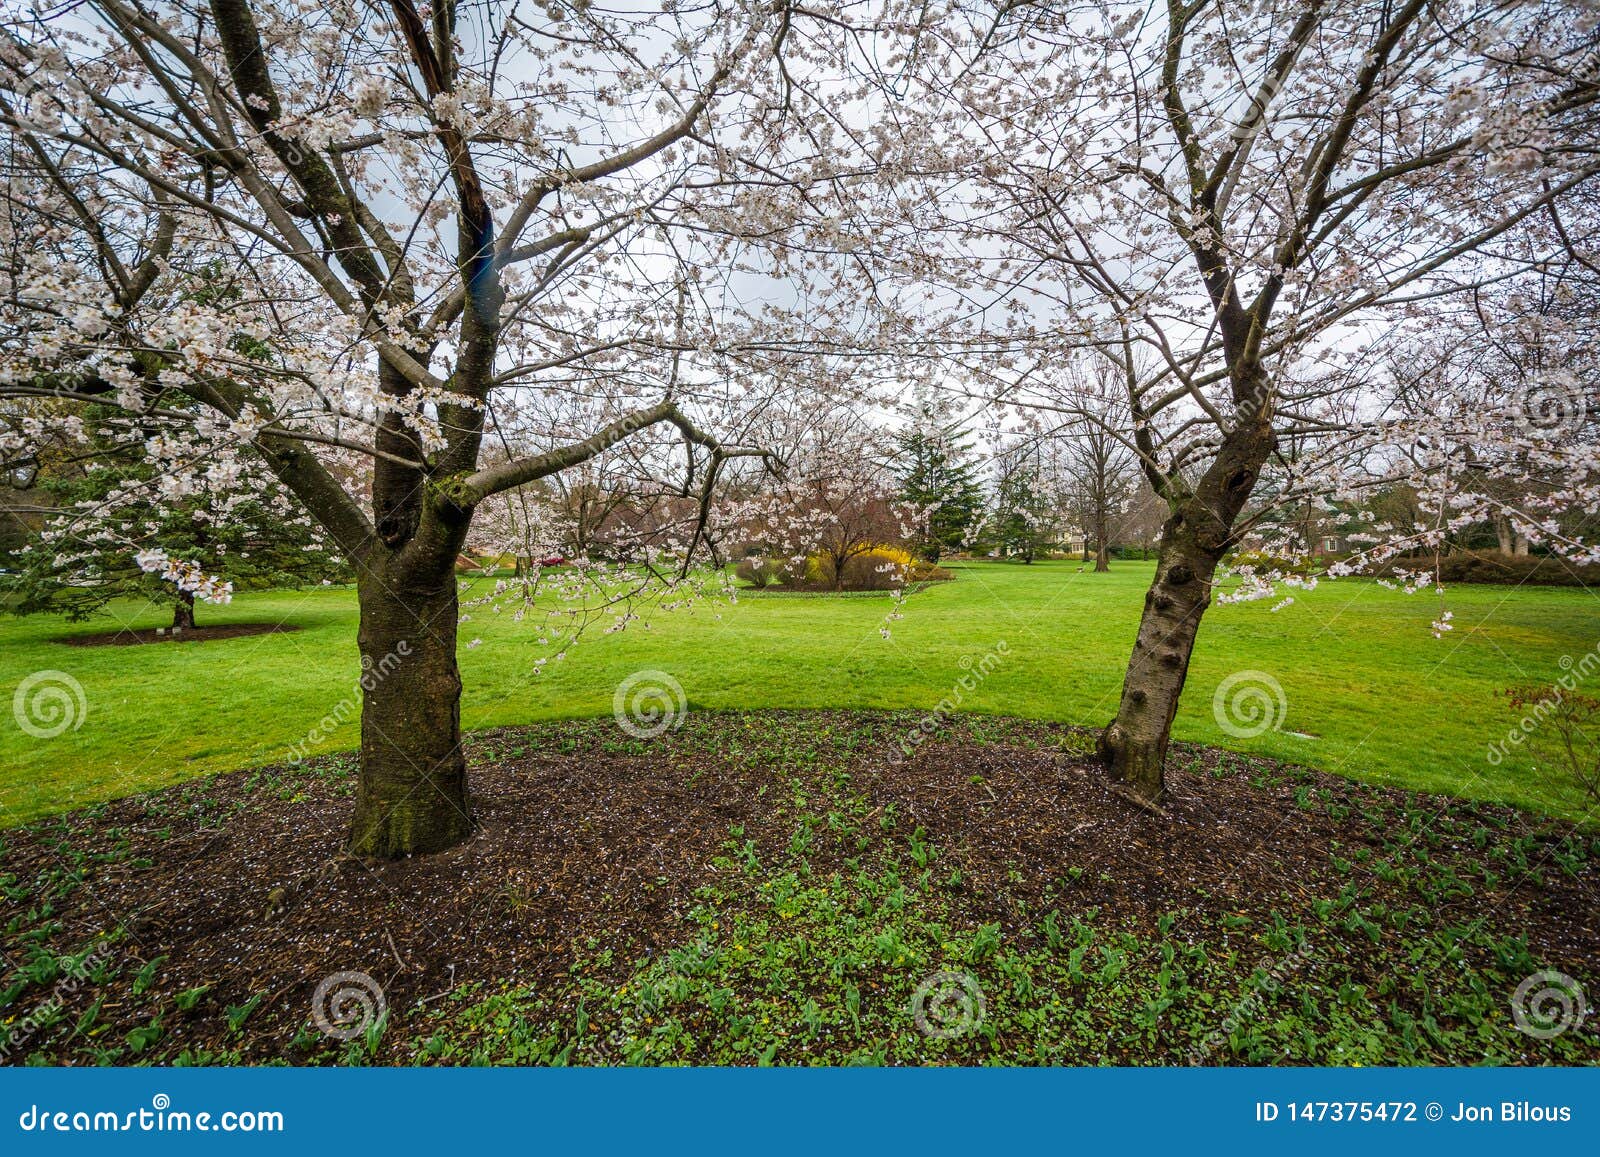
[892,410,984,562]
[11,407,349,630]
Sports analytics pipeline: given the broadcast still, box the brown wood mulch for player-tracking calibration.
[1,711,1594,1063]
[55,623,300,647]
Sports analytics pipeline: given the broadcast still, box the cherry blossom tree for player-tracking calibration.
[0,0,879,854]
[741,403,912,590]
[9,0,1598,845]
[859,0,1600,805]
[9,420,347,630]
[1329,255,1600,589]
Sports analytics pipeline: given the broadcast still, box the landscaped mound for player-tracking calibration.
[1,711,1594,1066]
[56,623,300,647]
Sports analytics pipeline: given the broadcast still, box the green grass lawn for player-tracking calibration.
[3,560,1599,824]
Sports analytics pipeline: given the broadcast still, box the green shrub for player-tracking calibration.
[741,545,950,592]
[1374,551,1600,587]
[735,556,783,588]
[838,546,914,590]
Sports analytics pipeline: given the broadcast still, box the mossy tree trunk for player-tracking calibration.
[346,536,473,857]
[1099,398,1275,805]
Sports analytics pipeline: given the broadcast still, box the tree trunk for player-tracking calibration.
[1494,515,1513,555]
[1095,541,1110,572]
[1097,522,1221,803]
[1099,404,1274,806]
[346,565,472,857]
[172,589,195,631]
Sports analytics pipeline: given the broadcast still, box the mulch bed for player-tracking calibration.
[1,710,1595,1063]
[56,623,300,647]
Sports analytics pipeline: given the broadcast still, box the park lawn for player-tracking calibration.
[2,560,1599,825]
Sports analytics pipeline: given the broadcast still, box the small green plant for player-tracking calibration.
[174,985,210,1012]
[132,955,166,996]
[224,994,263,1033]
[125,1019,163,1054]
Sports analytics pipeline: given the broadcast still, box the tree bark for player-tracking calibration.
[1097,514,1222,803]
[1494,514,1514,555]
[172,589,195,631]
[1100,410,1274,805]
[346,558,472,857]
